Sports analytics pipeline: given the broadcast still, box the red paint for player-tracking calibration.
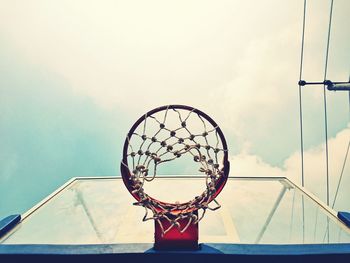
[154,211,199,250]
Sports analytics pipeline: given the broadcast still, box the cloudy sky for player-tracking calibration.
[0,0,349,218]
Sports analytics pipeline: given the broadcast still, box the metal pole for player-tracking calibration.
[255,186,287,244]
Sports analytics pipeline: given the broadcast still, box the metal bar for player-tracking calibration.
[21,178,77,220]
[255,186,287,244]
[75,189,104,242]
[74,175,291,181]
[298,80,349,87]
[327,83,350,91]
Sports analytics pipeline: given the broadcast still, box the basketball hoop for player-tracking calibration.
[120,105,230,250]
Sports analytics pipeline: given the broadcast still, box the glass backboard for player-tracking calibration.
[1,176,350,245]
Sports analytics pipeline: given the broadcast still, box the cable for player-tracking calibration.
[298,0,307,187]
[289,190,296,241]
[322,0,334,243]
[332,88,350,209]
[323,0,334,206]
[297,2,307,244]
[332,139,350,209]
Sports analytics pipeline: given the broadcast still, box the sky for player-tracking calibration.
[0,0,350,219]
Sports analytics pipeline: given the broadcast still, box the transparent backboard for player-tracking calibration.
[1,176,350,244]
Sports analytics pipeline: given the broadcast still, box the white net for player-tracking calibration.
[121,105,229,235]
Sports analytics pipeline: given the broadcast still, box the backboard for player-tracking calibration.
[1,176,350,245]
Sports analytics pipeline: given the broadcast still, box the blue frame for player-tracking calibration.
[0,243,349,262]
[338,212,350,228]
[0,215,21,238]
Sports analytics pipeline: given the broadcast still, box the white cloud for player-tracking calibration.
[230,125,350,211]
[0,1,302,114]
[0,1,348,150]
[1,0,349,209]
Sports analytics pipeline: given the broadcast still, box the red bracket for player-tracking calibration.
[154,211,199,250]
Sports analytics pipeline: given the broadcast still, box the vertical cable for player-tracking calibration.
[298,0,307,243]
[332,139,350,208]
[298,0,307,187]
[323,0,334,207]
[289,190,296,241]
[313,207,319,241]
[302,196,305,243]
[331,89,350,209]
[323,0,334,243]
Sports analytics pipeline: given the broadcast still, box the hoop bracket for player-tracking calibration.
[154,211,199,250]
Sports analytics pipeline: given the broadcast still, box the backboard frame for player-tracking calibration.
[1,176,350,262]
[1,175,350,243]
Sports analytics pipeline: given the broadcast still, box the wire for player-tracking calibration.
[323,0,334,206]
[289,190,296,241]
[298,0,307,187]
[332,139,350,209]
[332,88,350,209]
[297,1,307,245]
